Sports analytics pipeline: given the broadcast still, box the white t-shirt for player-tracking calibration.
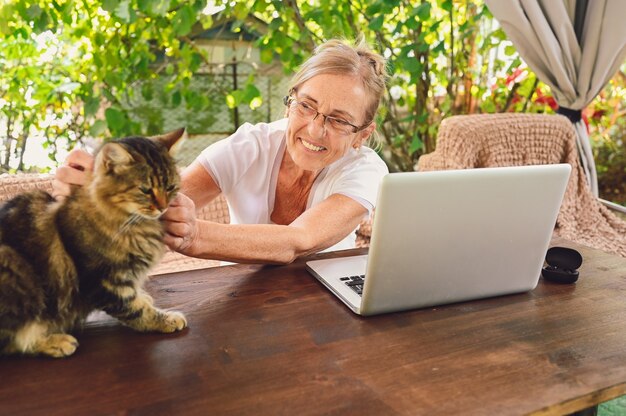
[196,118,389,251]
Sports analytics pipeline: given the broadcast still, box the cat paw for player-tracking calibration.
[36,334,79,358]
[160,310,187,333]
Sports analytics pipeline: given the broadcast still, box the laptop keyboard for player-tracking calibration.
[340,275,365,296]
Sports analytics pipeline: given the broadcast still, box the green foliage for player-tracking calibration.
[0,15,86,172]
[0,0,217,171]
[587,68,626,204]
[0,0,624,193]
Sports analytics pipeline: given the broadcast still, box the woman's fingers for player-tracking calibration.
[50,178,72,201]
[162,192,198,253]
[162,217,192,238]
[52,149,95,200]
[55,164,88,186]
[66,148,95,172]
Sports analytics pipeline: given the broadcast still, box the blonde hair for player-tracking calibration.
[288,37,388,143]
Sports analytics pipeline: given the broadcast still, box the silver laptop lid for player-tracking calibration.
[359,164,571,315]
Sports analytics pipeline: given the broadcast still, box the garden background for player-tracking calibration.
[1,0,625,207]
[1,1,626,412]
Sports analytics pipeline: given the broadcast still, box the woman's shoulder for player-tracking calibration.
[236,118,287,138]
[331,146,388,175]
[224,119,287,152]
[312,146,388,211]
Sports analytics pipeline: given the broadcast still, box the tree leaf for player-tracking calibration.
[141,0,170,16]
[105,107,127,132]
[409,133,423,155]
[260,48,274,64]
[89,120,108,137]
[432,40,446,54]
[268,17,283,31]
[172,90,182,107]
[173,5,194,36]
[26,4,42,19]
[84,96,101,117]
[368,15,384,31]
[250,96,262,110]
[504,45,517,56]
[243,84,261,103]
[101,0,119,15]
[225,94,236,109]
[414,3,431,21]
[405,16,420,30]
[399,55,422,74]
[33,11,50,32]
[115,0,131,23]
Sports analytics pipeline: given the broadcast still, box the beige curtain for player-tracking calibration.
[484,0,626,201]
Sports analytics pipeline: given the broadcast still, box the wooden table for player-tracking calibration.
[2,238,626,415]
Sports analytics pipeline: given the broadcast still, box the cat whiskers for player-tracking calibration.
[112,213,143,241]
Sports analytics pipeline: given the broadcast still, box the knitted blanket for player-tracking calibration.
[417,113,626,257]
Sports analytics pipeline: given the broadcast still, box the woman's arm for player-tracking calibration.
[55,148,368,264]
[162,192,367,265]
[178,160,222,209]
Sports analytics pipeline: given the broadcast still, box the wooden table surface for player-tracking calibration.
[1,238,626,416]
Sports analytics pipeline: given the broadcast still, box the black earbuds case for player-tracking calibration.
[541,247,583,284]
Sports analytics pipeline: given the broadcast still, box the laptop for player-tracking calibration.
[305,164,571,316]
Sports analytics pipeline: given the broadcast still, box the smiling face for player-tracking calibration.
[284,73,375,173]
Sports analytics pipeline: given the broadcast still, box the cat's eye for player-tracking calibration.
[166,184,176,192]
[139,186,152,195]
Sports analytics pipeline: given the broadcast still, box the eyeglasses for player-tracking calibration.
[283,95,370,136]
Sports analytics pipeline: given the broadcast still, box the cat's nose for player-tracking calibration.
[152,190,168,211]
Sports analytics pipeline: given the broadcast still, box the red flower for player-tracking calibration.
[505,67,526,87]
[534,89,558,110]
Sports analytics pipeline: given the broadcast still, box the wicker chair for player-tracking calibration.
[0,173,228,275]
[417,113,626,257]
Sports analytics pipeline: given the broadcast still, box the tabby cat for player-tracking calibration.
[0,129,187,358]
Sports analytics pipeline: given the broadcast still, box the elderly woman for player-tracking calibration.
[54,38,389,264]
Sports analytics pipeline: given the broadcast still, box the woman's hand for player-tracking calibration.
[52,149,94,201]
[162,193,200,255]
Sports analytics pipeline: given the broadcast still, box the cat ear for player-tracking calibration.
[150,128,186,155]
[96,142,134,174]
